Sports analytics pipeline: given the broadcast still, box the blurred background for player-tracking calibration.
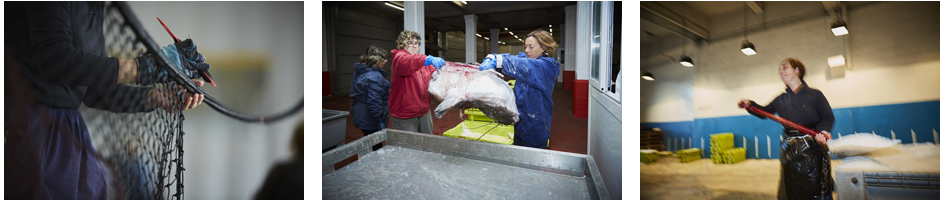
[127,2,303,199]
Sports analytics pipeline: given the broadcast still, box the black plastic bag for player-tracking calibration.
[778,131,833,199]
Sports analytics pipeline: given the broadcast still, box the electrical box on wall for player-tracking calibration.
[828,55,846,78]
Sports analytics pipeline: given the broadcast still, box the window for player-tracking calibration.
[590,1,619,103]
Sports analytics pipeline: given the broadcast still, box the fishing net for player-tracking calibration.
[78,2,188,199]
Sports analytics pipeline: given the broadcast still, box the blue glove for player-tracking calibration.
[479,57,496,71]
[425,56,446,69]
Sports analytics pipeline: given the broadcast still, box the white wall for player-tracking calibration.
[128,2,303,199]
[642,2,940,121]
[640,60,695,123]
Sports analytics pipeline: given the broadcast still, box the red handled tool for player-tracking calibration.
[157,17,217,87]
[738,101,820,137]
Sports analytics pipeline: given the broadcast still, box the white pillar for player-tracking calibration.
[558,23,566,83]
[490,28,499,54]
[404,1,425,55]
[575,3,591,80]
[565,5,577,74]
[464,14,478,63]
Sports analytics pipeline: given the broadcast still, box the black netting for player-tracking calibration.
[78,2,187,200]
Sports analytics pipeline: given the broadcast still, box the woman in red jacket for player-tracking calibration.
[388,30,445,134]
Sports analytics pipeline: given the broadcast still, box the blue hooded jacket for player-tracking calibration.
[498,52,560,146]
[349,63,391,130]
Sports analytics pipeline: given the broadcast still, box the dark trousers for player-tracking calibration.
[360,129,384,151]
[5,98,108,200]
[512,133,547,149]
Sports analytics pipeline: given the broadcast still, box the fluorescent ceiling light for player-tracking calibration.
[679,55,694,67]
[385,2,404,11]
[642,72,655,81]
[831,20,848,36]
[461,1,467,4]
[741,41,757,56]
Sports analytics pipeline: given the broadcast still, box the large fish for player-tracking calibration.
[428,62,519,125]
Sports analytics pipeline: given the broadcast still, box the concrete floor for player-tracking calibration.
[640,156,840,200]
[323,83,589,169]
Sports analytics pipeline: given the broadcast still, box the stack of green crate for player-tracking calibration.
[710,133,734,164]
[721,148,747,164]
[675,148,702,163]
[710,133,747,164]
[641,149,659,164]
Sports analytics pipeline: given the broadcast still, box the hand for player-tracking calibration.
[135,39,212,85]
[479,57,496,71]
[425,56,446,69]
[737,99,751,109]
[815,130,831,147]
[150,80,206,112]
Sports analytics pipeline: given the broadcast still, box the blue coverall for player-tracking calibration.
[496,52,560,148]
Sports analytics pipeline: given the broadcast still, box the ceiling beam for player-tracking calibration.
[746,1,764,14]
[821,1,840,11]
[641,3,709,42]
[443,1,502,29]
[427,2,570,18]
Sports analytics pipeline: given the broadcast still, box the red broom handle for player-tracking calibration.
[739,102,820,136]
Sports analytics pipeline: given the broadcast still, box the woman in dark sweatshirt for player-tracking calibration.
[739,58,835,200]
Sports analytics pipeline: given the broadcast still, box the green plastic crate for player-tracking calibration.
[443,121,514,145]
[675,148,702,163]
[721,148,747,164]
[641,150,659,164]
[711,148,746,164]
[464,109,495,122]
[710,133,734,140]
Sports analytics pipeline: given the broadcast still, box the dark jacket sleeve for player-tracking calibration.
[812,90,835,132]
[25,2,120,87]
[83,84,156,113]
[365,74,390,129]
[748,96,779,119]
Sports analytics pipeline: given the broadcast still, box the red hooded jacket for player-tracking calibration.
[388,49,436,119]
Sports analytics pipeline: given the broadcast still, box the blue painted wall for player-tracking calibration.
[642,101,940,159]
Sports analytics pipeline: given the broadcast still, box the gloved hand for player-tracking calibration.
[424,56,446,69]
[135,39,212,85]
[479,56,496,71]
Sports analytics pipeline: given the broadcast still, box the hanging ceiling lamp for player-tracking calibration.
[679,55,694,67]
[642,71,655,81]
[831,8,848,36]
[679,38,694,67]
[741,40,756,55]
[740,3,756,56]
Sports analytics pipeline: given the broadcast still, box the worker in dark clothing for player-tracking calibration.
[739,58,834,200]
[254,121,304,200]
[350,45,391,151]
[5,2,209,199]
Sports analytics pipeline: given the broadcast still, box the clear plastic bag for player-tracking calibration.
[428,62,519,125]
